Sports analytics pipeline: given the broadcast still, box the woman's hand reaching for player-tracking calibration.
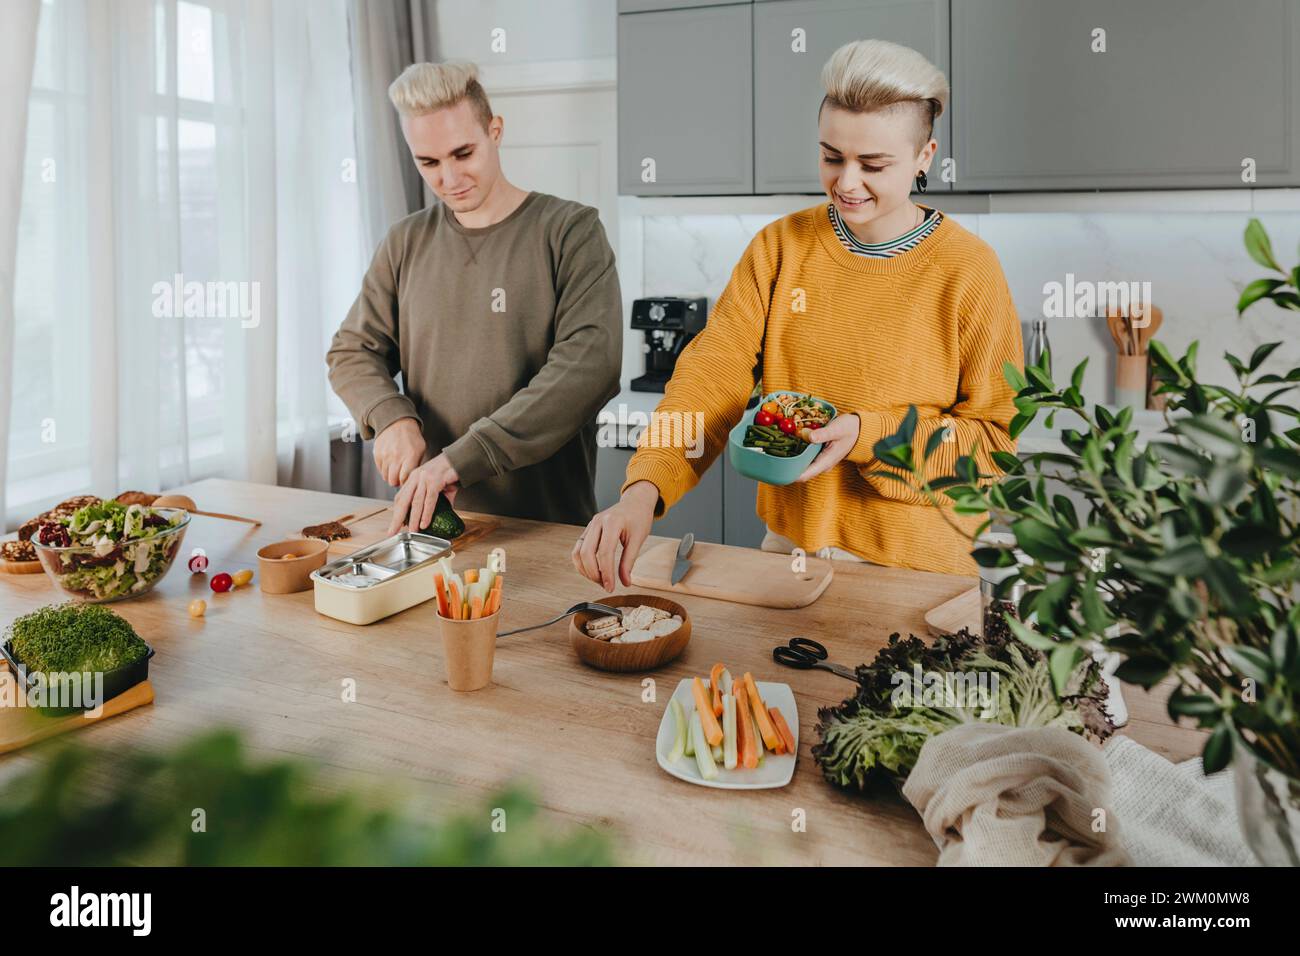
[572,481,659,592]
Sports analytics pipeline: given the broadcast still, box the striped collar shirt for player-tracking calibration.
[828,203,942,258]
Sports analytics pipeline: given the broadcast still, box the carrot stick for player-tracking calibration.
[434,573,450,618]
[735,681,758,769]
[470,594,484,619]
[691,677,724,747]
[770,706,796,755]
[485,588,500,616]
[465,568,479,584]
[744,673,782,751]
[709,663,726,718]
[448,580,462,620]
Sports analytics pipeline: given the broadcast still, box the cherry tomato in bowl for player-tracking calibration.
[755,409,776,427]
[778,417,797,435]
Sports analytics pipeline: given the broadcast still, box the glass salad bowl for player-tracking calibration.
[31,508,190,603]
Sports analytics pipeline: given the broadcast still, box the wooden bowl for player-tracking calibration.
[257,538,329,594]
[569,594,691,672]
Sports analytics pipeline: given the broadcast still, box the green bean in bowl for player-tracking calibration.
[727,392,838,486]
[30,499,190,603]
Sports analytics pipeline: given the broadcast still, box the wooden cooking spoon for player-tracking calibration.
[1134,304,1163,354]
[152,493,262,528]
[1105,308,1131,355]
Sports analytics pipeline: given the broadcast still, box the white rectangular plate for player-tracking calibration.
[655,678,798,790]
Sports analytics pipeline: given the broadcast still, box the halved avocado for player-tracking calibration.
[420,492,465,539]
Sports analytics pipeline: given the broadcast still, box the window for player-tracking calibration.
[9,0,256,511]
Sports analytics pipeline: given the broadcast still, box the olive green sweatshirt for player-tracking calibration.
[326,192,622,524]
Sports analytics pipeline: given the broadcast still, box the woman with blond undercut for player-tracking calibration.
[573,39,1022,587]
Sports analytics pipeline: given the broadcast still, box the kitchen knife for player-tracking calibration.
[670,532,695,585]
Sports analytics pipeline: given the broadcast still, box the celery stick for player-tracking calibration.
[720,669,733,695]
[722,693,738,770]
[666,699,687,763]
[752,710,766,766]
[683,701,695,756]
[690,712,719,780]
[711,742,724,762]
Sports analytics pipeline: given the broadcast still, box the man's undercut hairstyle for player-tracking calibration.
[388,60,494,129]
[819,39,950,151]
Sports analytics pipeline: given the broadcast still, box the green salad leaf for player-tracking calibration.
[812,628,1114,790]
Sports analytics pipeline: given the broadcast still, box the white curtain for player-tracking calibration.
[0,0,42,535]
[271,0,367,492]
[345,0,437,501]
[4,0,362,530]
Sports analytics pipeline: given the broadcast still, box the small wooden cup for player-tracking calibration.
[437,611,500,691]
[569,594,691,672]
[256,538,329,594]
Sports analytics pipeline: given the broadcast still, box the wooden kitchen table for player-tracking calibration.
[0,479,1205,865]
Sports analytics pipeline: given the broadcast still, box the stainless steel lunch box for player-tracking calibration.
[310,531,453,625]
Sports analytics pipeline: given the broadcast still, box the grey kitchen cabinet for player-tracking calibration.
[722,454,767,548]
[618,0,751,11]
[595,445,725,543]
[753,0,951,193]
[618,3,754,195]
[951,0,1300,190]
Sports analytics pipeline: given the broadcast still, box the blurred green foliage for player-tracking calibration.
[0,730,616,866]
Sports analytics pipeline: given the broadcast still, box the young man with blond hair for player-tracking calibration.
[328,61,622,531]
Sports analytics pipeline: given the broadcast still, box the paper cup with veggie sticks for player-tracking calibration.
[433,556,505,691]
[436,612,499,691]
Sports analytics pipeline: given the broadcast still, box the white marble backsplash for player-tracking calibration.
[634,205,1300,403]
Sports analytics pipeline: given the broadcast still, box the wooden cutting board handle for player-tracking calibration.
[629,540,833,609]
[0,675,155,755]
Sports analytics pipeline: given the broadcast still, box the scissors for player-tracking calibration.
[771,637,857,682]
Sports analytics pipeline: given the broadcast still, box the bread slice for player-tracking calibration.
[302,520,352,542]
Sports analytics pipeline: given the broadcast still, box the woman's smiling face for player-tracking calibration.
[818,102,936,231]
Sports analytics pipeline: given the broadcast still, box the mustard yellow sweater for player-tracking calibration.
[622,204,1023,575]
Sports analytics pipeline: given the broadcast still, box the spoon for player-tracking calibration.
[1134,304,1163,354]
[497,602,624,638]
[152,493,263,527]
[1105,309,1131,355]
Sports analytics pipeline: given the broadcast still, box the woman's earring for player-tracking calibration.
[915,170,928,193]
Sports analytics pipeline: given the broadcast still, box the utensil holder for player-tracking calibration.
[1115,354,1149,410]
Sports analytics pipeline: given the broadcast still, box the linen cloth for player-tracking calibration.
[1103,734,1256,866]
[902,723,1131,866]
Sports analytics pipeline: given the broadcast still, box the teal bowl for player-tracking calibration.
[727,393,837,486]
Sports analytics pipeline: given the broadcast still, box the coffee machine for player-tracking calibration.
[630,296,708,393]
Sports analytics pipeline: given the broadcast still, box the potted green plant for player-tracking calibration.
[868,219,1300,865]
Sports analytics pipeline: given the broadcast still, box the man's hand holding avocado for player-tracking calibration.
[387,450,465,537]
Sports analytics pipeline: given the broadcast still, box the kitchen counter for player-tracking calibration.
[0,478,1205,865]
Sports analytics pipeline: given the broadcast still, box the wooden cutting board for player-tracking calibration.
[0,661,155,754]
[324,507,499,558]
[0,534,42,574]
[629,540,833,609]
[925,586,980,637]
